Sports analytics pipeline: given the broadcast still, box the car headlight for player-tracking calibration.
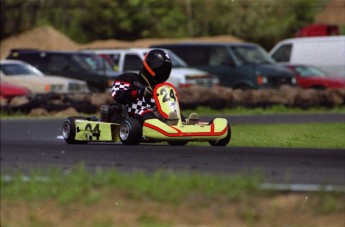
[291,77,297,84]
[49,84,63,92]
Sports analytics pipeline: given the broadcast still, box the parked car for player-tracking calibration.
[269,36,345,77]
[0,81,31,99]
[295,24,339,37]
[6,49,120,92]
[83,48,219,88]
[0,60,90,95]
[283,64,345,89]
[150,43,296,89]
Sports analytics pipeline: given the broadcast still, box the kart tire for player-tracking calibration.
[62,116,87,144]
[167,141,188,146]
[119,118,142,145]
[209,123,231,146]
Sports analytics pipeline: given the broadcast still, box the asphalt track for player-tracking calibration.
[1,113,345,190]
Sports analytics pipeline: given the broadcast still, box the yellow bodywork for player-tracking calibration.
[71,117,228,143]
[143,118,228,141]
[74,120,120,142]
[148,84,229,141]
[154,84,181,121]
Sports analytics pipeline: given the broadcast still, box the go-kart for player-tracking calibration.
[62,82,231,146]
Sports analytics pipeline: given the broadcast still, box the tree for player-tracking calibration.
[1,0,328,49]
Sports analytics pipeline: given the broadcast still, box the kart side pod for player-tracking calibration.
[143,118,228,140]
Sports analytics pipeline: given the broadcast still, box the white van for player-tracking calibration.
[269,36,345,77]
[83,48,219,88]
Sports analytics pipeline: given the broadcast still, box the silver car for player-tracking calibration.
[0,60,89,94]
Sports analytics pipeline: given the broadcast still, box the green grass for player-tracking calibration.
[2,165,344,219]
[230,122,345,149]
[184,105,345,116]
[1,164,262,205]
[184,122,345,149]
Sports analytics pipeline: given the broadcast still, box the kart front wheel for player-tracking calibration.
[62,116,87,144]
[209,123,231,146]
[119,118,142,145]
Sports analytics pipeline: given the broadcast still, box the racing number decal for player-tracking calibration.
[160,87,176,103]
[155,84,180,119]
[85,123,101,140]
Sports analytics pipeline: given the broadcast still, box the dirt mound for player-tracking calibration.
[137,35,243,46]
[1,26,242,58]
[81,39,134,49]
[82,35,243,50]
[0,26,80,58]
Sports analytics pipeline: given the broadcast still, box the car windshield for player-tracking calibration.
[1,63,42,76]
[230,45,274,64]
[165,50,188,67]
[294,66,326,78]
[73,54,114,72]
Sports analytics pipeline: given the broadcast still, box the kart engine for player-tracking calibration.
[100,104,126,123]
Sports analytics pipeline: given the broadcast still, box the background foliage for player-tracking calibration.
[1,0,328,49]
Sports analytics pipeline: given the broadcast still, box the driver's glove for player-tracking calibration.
[138,86,153,99]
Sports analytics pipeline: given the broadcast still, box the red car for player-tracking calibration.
[0,81,31,99]
[284,64,345,89]
[295,24,339,37]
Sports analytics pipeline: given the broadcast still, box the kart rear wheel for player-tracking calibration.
[167,140,188,146]
[62,116,87,144]
[209,123,231,146]
[119,118,142,145]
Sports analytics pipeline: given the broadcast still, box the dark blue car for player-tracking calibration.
[150,43,296,89]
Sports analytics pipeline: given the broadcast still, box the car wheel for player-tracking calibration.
[167,140,188,146]
[62,116,87,144]
[119,118,142,145]
[209,123,231,146]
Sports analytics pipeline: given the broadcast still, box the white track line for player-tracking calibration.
[260,183,345,192]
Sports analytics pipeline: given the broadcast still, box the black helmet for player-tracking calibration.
[142,49,172,84]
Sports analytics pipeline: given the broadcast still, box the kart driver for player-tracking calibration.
[111,49,198,125]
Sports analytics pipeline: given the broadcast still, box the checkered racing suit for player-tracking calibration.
[112,72,155,118]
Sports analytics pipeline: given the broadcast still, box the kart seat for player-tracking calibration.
[166,111,179,126]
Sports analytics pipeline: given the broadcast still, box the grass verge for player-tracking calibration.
[230,122,345,149]
[2,165,345,226]
[184,122,345,149]
[1,164,262,205]
[184,105,345,116]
